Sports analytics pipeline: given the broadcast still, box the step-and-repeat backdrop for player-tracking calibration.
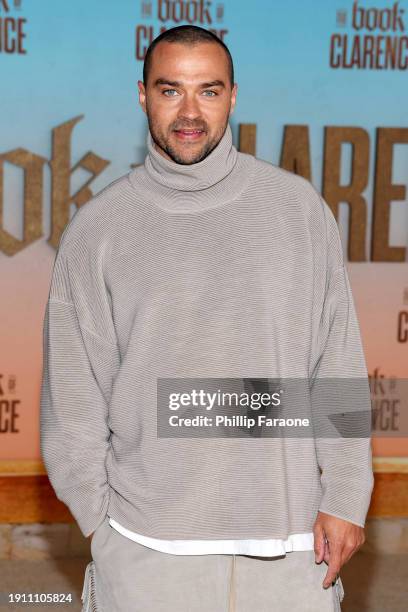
[1,0,407,460]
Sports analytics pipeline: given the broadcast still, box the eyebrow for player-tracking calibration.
[153,78,226,89]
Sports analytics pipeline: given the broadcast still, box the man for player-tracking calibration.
[40,25,374,611]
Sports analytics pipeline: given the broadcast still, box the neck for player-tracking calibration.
[128,122,256,213]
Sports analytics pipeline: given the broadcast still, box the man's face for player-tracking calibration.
[138,41,237,165]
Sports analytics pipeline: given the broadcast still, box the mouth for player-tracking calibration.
[173,129,205,141]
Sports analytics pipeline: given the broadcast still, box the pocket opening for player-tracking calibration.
[81,560,99,612]
[332,574,345,611]
[335,576,345,602]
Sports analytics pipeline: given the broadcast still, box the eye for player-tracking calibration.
[163,89,179,96]
[202,90,217,97]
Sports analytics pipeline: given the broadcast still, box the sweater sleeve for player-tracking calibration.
[40,226,120,538]
[310,202,374,528]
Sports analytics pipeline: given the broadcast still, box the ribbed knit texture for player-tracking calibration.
[40,123,374,539]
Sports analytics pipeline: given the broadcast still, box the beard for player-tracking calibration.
[147,114,227,165]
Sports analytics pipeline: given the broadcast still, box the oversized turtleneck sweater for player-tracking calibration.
[40,122,374,556]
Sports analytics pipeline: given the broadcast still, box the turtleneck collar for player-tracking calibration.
[128,122,256,214]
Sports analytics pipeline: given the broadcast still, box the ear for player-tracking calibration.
[229,83,238,116]
[138,80,147,114]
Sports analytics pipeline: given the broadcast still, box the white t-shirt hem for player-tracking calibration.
[108,517,315,556]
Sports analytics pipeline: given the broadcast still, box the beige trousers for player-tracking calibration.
[81,516,344,612]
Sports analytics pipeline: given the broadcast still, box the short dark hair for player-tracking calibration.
[143,25,234,88]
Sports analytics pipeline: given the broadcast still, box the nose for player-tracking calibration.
[178,91,201,121]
